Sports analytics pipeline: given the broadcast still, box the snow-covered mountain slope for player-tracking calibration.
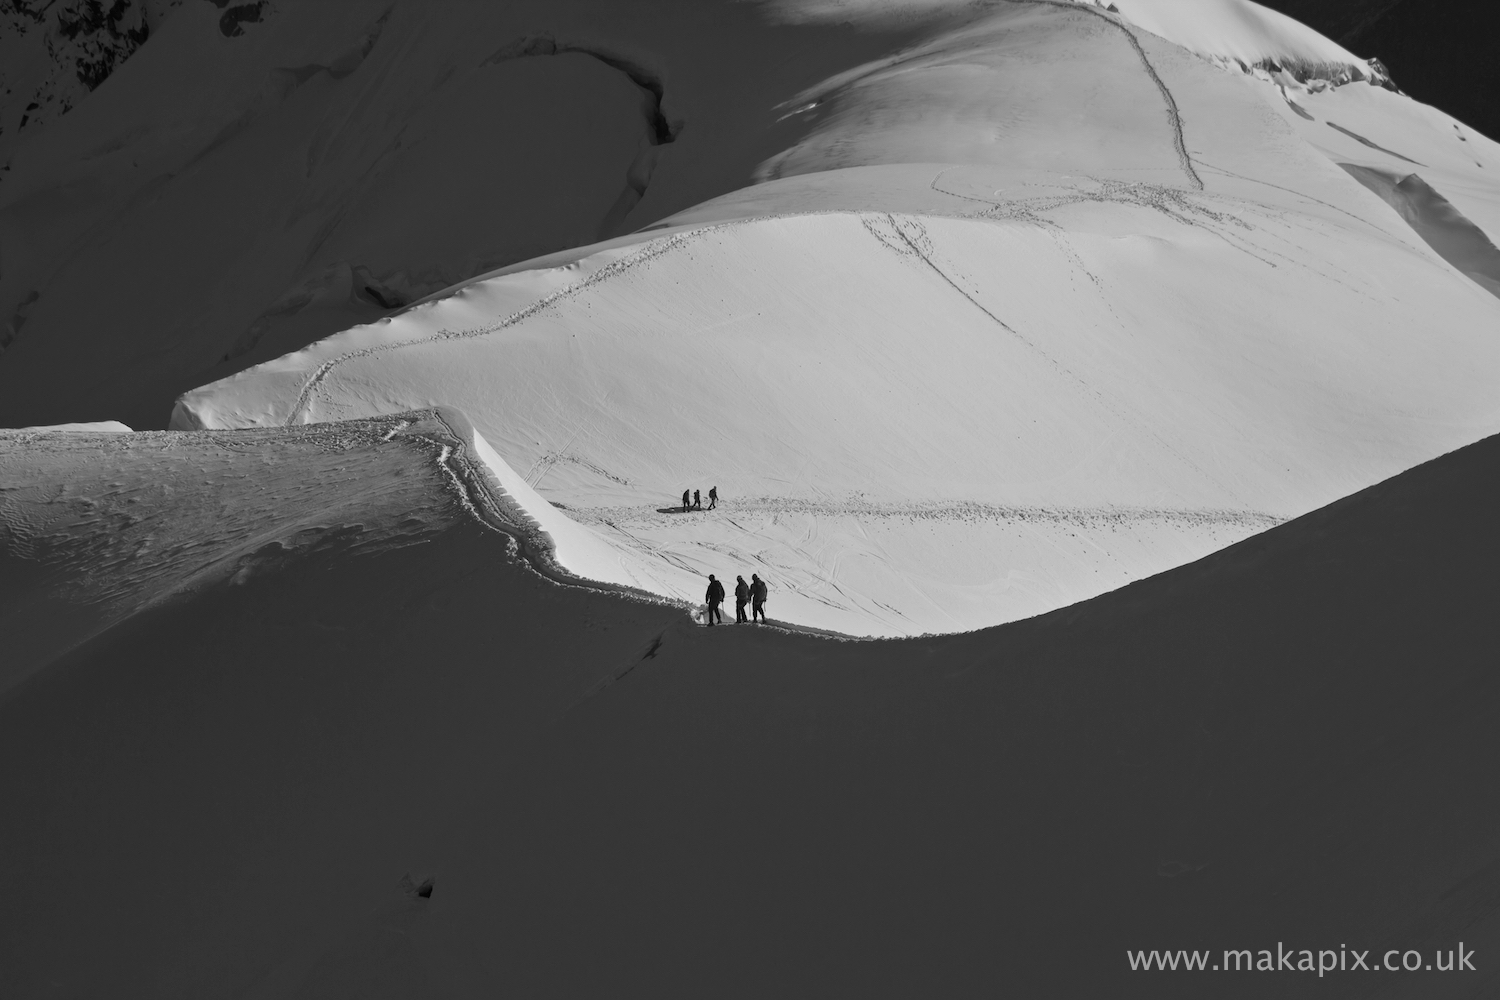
[0,411,469,693]
[1271,75,1500,293]
[1111,0,1384,80]
[0,0,921,429]
[6,405,1500,997]
[0,0,185,161]
[175,0,1500,636]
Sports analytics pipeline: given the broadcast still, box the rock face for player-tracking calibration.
[0,0,182,158]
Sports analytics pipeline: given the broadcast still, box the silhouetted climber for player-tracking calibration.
[682,489,690,511]
[751,573,768,623]
[707,486,718,510]
[705,574,726,625]
[693,489,702,510]
[734,574,750,623]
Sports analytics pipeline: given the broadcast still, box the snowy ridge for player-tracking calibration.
[765,0,1386,85]
[419,406,860,635]
[4,420,132,433]
[421,406,687,606]
[1099,0,1392,87]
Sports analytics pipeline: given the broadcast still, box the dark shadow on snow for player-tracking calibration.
[1328,120,1424,165]
[1342,162,1500,298]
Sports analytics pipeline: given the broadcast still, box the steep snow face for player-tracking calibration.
[178,2,1500,637]
[771,0,1380,82]
[0,413,469,691]
[1109,0,1379,80]
[0,0,184,161]
[1263,71,1500,287]
[0,0,917,429]
[759,4,1196,185]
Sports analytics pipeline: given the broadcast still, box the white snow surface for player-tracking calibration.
[1109,0,1366,72]
[772,0,1373,77]
[6,420,133,433]
[161,0,1500,637]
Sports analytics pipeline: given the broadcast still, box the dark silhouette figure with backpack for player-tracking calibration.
[705,574,725,625]
[693,489,702,510]
[734,575,750,623]
[751,574,768,623]
[682,489,690,512]
[708,486,718,510]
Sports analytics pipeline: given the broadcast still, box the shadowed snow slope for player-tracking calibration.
[4,413,1500,997]
[176,1,1500,635]
[0,0,921,429]
[0,412,475,693]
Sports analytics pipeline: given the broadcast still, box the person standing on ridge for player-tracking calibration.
[734,574,750,623]
[707,486,718,510]
[751,573,768,623]
[705,574,726,625]
[682,489,690,511]
[693,489,702,510]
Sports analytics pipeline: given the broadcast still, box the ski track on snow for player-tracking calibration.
[859,210,1251,505]
[281,0,1210,428]
[566,496,1282,531]
[1019,0,1203,190]
[284,223,743,425]
[403,410,856,639]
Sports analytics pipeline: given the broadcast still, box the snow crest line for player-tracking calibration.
[1020,0,1203,191]
[393,410,873,641]
[282,224,738,426]
[400,409,694,613]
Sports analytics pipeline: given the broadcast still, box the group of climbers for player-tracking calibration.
[680,486,717,511]
[669,486,764,625]
[704,573,768,625]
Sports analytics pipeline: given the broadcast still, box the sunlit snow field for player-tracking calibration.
[170,0,1500,635]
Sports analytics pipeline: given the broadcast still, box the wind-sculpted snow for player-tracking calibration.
[1028,0,1204,190]
[1341,164,1500,298]
[1108,0,1386,85]
[1266,70,1500,264]
[0,413,463,691]
[0,408,712,694]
